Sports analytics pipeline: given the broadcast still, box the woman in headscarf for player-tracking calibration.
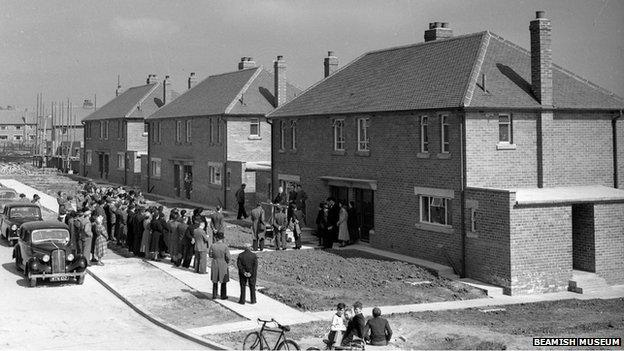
[93,214,109,265]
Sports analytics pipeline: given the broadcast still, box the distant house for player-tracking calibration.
[0,108,37,144]
[145,56,300,208]
[40,99,96,158]
[82,75,175,185]
[268,12,624,295]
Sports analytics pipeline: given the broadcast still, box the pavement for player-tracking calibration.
[4,176,624,349]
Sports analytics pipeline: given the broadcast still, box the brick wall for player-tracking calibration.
[466,110,615,189]
[272,111,463,266]
[226,118,271,162]
[617,118,624,189]
[572,204,595,272]
[509,199,572,294]
[464,187,512,290]
[593,203,624,284]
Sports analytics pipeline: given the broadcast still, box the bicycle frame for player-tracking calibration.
[258,321,288,350]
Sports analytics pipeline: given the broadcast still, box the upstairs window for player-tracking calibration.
[99,122,104,139]
[157,122,162,143]
[176,120,182,143]
[498,114,512,143]
[279,121,286,151]
[420,116,429,153]
[290,121,297,150]
[217,118,222,143]
[250,118,260,137]
[357,118,370,151]
[104,121,109,140]
[440,114,449,153]
[209,118,214,143]
[420,195,451,226]
[186,120,192,142]
[333,119,345,151]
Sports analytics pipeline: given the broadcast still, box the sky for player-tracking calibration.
[1,0,623,110]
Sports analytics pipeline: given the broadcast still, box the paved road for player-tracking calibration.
[0,239,206,350]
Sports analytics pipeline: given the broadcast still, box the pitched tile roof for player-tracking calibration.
[83,83,160,121]
[269,32,623,118]
[147,67,300,119]
[0,109,37,125]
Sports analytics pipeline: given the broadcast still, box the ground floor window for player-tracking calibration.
[150,158,161,178]
[85,150,92,165]
[208,162,222,185]
[420,195,451,226]
[117,152,125,170]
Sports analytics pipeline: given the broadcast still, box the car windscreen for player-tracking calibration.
[9,206,41,218]
[0,191,17,199]
[31,229,70,244]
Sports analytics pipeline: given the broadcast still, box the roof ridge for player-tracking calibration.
[489,32,624,103]
[462,32,491,107]
[124,82,161,118]
[224,66,265,114]
[209,66,259,79]
[365,31,488,56]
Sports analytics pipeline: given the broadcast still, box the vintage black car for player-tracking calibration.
[1,202,43,246]
[0,187,18,211]
[13,221,87,287]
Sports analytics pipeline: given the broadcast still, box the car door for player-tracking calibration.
[0,207,6,238]
[16,228,29,268]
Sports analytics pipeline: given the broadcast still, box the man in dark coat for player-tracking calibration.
[235,184,247,220]
[250,203,265,251]
[272,206,288,250]
[209,205,225,236]
[126,206,136,252]
[237,243,257,304]
[342,301,367,346]
[209,232,230,299]
[327,198,340,247]
[364,307,393,346]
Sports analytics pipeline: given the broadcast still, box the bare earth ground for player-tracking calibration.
[209,298,624,350]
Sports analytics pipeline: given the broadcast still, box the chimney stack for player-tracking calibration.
[146,74,158,84]
[274,55,286,107]
[530,11,553,106]
[238,57,257,70]
[324,51,339,78]
[187,72,198,90]
[115,75,123,97]
[163,75,174,104]
[424,22,453,42]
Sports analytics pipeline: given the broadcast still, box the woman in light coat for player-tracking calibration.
[337,201,349,247]
[209,232,231,300]
[140,211,152,256]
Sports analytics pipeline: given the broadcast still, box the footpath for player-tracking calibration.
[3,177,624,349]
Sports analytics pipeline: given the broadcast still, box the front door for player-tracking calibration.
[103,154,109,179]
[183,165,193,200]
[354,188,374,242]
[173,164,181,197]
[98,153,104,178]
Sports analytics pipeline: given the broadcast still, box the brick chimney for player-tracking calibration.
[324,51,338,78]
[530,11,553,106]
[146,74,158,84]
[238,57,257,70]
[424,22,453,42]
[274,55,286,107]
[187,72,198,90]
[115,75,123,97]
[163,75,174,104]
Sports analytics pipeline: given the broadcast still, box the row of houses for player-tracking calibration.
[80,12,624,295]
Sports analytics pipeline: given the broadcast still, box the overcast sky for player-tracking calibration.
[1,0,623,109]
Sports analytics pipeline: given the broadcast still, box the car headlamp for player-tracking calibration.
[67,253,75,261]
[42,254,50,263]
[11,224,17,230]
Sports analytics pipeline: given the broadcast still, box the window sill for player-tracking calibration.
[496,142,516,150]
[355,150,370,157]
[416,152,430,159]
[415,222,454,234]
[466,231,479,239]
[332,150,346,156]
[279,149,286,153]
[152,176,161,180]
[208,183,222,188]
[248,135,262,140]
[290,148,297,153]
[142,132,148,137]
[437,152,451,159]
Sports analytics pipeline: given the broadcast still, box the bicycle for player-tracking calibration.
[243,318,301,350]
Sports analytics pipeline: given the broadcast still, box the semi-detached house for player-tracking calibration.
[267,12,624,295]
[83,75,175,186]
[145,57,300,209]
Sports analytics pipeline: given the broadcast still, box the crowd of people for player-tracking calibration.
[327,301,393,347]
[315,197,360,249]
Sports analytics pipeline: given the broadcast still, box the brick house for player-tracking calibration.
[267,12,624,295]
[82,75,173,185]
[145,57,300,209]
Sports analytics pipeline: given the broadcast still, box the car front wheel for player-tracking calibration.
[28,274,37,288]
[77,275,85,285]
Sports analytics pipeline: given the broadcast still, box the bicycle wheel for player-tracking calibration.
[242,331,263,350]
[277,339,300,350]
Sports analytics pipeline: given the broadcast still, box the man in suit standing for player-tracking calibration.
[250,202,265,251]
[237,243,258,304]
[193,220,211,274]
[235,184,248,220]
[209,232,231,299]
[272,206,288,250]
[210,205,225,237]
[342,301,366,346]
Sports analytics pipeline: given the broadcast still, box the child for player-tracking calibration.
[327,302,347,347]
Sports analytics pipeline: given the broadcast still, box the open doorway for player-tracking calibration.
[330,186,374,242]
[572,204,595,272]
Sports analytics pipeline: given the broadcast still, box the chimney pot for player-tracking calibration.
[328,51,335,56]
[424,22,453,42]
[324,50,339,78]
[277,55,283,60]
[163,74,173,104]
[238,56,257,70]
[434,22,442,28]
[441,22,449,28]
[530,11,553,105]
[429,22,435,29]
[187,72,198,90]
[536,10,545,19]
[274,56,287,107]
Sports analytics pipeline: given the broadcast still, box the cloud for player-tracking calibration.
[111,16,180,42]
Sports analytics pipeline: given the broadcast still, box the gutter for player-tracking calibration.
[614,110,622,188]
[266,116,275,200]
[460,112,467,278]
[223,116,228,210]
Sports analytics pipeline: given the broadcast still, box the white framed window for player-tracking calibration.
[186,120,192,142]
[470,208,477,232]
[440,115,449,153]
[117,152,125,170]
[333,119,345,151]
[150,158,161,178]
[290,120,297,150]
[209,118,214,143]
[420,195,451,226]
[99,122,104,139]
[217,118,222,143]
[104,121,109,140]
[250,118,260,137]
[357,117,370,151]
[157,121,162,143]
[420,116,429,153]
[208,162,222,185]
[85,150,92,165]
[279,121,286,150]
[176,120,182,143]
[498,114,512,143]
